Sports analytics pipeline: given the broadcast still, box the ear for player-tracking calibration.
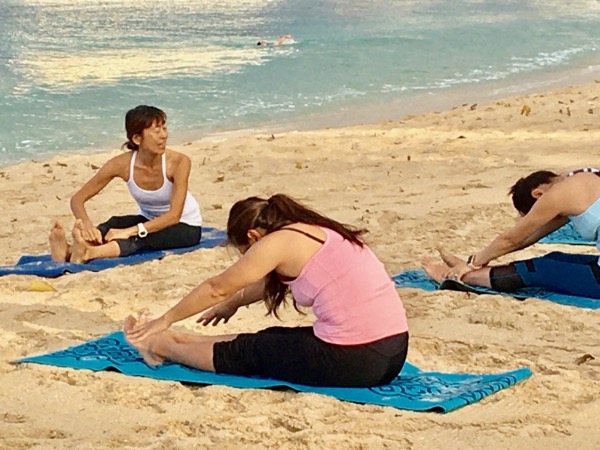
[531,184,550,200]
[531,188,544,200]
[132,133,142,146]
[246,229,263,243]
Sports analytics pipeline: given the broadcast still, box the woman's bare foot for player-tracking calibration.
[49,221,71,262]
[436,246,465,268]
[421,257,451,283]
[70,220,92,263]
[123,315,165,366]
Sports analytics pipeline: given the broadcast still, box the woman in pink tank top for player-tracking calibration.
[125,194,409,387]
[47,105,202,264]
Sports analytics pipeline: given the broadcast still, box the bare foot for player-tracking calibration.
[49,220,71,262]
[70,220,91,263]
[123,315,165,366]
[421,257,451,283]
[437,246,465,268]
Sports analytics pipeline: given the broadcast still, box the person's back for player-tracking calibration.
[565,169,600,244]
[285,227,407,344]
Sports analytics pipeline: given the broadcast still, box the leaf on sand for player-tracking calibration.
[28,280,57,292]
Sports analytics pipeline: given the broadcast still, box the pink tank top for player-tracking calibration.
[282,228,408,345]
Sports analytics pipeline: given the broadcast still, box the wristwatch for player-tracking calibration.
[466,254,483,270]
[137,223,149,238]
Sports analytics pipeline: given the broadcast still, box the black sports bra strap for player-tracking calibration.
[279,227,326,244]
[567,167,600,177]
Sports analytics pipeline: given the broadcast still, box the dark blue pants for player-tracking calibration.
[491,251,600,299]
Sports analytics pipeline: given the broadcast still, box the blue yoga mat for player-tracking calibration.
[393,269,600,310]
[539,223,594,246]
[17,331,532,413]
[0,227,226,278]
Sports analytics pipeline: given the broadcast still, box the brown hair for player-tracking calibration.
[509,170,558,215]
[122,105,166,151]
[227,194,367,317]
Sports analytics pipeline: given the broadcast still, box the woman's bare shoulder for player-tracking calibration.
[166,149,191,165]
[100,151,132,175]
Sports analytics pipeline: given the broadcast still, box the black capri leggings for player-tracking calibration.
[97,215,202,257]
[213,326,409,387]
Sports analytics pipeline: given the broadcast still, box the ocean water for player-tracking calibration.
[1,0,599,166]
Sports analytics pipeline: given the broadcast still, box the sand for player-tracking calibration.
[0,81,599,449]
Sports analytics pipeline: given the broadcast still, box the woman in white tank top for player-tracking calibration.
[48,105,203,263]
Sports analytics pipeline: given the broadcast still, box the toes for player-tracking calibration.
[124,315,137,332]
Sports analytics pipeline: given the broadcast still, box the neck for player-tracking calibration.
[136,150,162,168]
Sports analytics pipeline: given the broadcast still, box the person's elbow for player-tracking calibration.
[206,277,234,303]
[69,192,85,212]
[166,208,183,225]
[498,233,522,251]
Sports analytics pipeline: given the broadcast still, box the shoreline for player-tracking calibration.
[3,61,599,170]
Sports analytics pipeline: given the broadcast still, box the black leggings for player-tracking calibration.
[97,215,201,257]
[213,326,409,387]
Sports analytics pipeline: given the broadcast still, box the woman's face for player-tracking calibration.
[138,120,168,154]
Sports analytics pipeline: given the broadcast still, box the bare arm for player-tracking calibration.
[197,278,266,326]
[70,155,126,242]
[473,185,571,266]
[127,233,287,341]
[512,215,568,250]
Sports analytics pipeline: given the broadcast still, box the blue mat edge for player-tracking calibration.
[0,227,226,278]
[392,269,600,310]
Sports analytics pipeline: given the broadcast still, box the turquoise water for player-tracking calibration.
[1,0,599,166]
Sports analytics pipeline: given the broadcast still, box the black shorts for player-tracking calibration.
[97,215,201,257]
[213,326,409,387]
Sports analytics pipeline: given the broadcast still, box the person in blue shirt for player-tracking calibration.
[423,168,600,299]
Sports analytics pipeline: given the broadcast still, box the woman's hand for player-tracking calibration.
[197,302,239,326]
[126,316,170,343]
[105,227,135,242]
[444,261,472,281]
[81,223,103,244]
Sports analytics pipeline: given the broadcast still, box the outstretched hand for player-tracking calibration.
[197,302,239,326]
[105,227,134,242]
[80,223,103,244]
[443,261,472,281]
[125,315,170,343]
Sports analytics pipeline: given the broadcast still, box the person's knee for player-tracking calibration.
[489,264,526,291]
[115,237,144,257]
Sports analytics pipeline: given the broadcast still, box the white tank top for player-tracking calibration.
[126,151,202,227]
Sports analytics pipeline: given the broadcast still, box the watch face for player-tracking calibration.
[138,223,148,237]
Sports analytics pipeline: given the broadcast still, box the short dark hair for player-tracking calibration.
[509,170,558,215]
[123,105,166,151]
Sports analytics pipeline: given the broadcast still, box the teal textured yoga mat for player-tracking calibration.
[539,223,594,245]
[17,331,532,413]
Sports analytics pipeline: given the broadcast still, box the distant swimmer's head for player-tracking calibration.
[257,41,269,46]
